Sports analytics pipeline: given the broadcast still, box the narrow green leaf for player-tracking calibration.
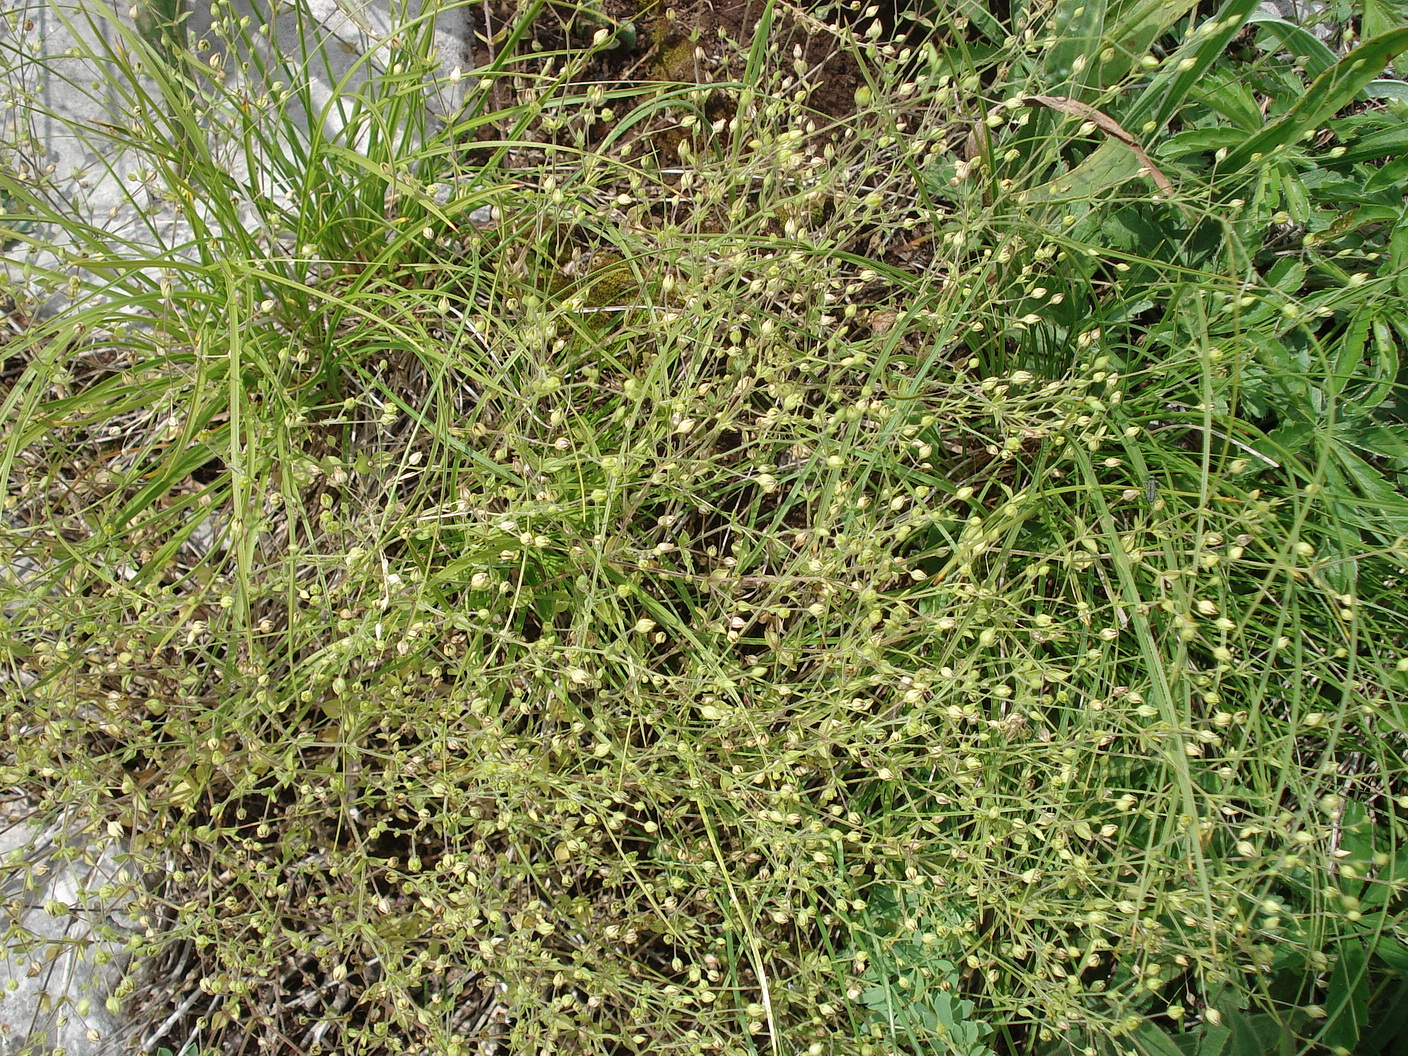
[1122,0,1265,134]
[107,429,229,536]
[1362,78,1408,101]
[1246,13,1341,79]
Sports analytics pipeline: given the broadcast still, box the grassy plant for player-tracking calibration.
[2,0,1407,1054]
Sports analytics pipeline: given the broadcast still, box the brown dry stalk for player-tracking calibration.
[965,93,1177,196]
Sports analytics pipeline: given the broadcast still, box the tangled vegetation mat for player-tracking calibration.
[3,0,1408,1054]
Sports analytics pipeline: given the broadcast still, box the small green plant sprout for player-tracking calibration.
[853,883,996,1056]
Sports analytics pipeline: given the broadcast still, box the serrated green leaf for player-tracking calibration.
[1341,423,1408,465]
[1325,445,1408,536]
[1158,127,1250,158]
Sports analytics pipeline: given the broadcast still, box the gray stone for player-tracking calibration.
[1,0,474,319]
[1255,0,1343,46]
[0,802,140,1056]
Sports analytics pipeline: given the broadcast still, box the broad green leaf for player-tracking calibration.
[1361,981,1408,1054]
[1195,1021,1232,1056]
[1100,0,1205,87]
[1221,29,1408,172]
[1391,215,1408,298]
[1337,800,1376,864]
[1324,305,1371,406]
[1322,939,1370,1054]
[950,0,1007,43]
[1026,140,1142,201]
[1126,1021,1186,1056]
[1348,422,1408,466]
[1365,156,1408,193]
[1170,1020,1233,1056]
[1187,71,1266,128]
[1346,309,1400,413]
[1325,445,1408,536]
[1370,935,1408,971]
[1222,1009,1296,1056]
[1042,0,1109,100]
[1264,257,1305,294]
[1360,845,1408,912]
[1022,92,1182,201]
[1364,0,1408,42]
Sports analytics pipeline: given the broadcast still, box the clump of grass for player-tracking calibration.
[3,1,1408,1055]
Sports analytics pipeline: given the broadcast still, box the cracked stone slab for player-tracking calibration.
[0,801,142,1056]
